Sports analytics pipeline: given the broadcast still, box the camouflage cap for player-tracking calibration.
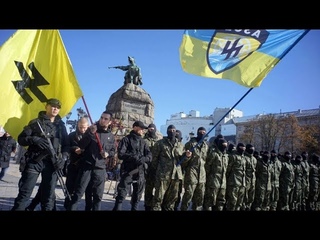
[46,98,61,108]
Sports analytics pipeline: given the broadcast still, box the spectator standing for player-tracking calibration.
[0,132,17,182]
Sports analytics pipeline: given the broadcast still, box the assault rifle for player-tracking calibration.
[36,121,71,201]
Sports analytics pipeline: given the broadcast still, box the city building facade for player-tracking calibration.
[160,107,320,149]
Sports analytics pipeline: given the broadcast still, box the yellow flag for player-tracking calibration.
[0,30,83,140]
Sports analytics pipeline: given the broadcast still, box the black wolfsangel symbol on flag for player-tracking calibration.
[207,29,269,74]
[12,61,50,104]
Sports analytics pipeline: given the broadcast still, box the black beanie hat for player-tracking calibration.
[148,123,157,131]
[197,127,206,132]
[237,143,245,148]
[167,125,176,130]
[246,144,253,149]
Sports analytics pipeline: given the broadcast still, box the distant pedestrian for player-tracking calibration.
[0,132,17,182]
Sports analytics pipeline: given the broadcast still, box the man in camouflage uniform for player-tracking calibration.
[143,123,160,211]
[225,143,247,211]
[180,127,208,211]
[307,153,319,211]
[242,144,257,211]
[291,155,303,210]
[151,125,191,211]
[300,151,310,211]
[203,138,229,211]
[269,150,282,211]
[278,151,295,211]
[253,151,272,211]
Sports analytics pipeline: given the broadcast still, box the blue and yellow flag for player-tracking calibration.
[179,29,309,88]
[0,30,83,140]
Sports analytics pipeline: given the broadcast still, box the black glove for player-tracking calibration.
[31,136,49,150]
[137,156,147,165]
[54,157,65,171]
[129,154,139,162]
[61,152,69,161]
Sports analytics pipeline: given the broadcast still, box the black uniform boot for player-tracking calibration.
[131,202,139,211]
[112,201,122,211]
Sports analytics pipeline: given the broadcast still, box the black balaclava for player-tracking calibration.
[262,151,270,163]
[295,155,302,164]
[176,130,182,142]
[236,143,245,155]
[312,154,320,164]
[270,150,277,162]
[217,138,227,153]
[253,151,260,160]
[196,127,206,142]
[301,151,308,161]
[147,123,157,138]
[245,144,254,155]
[227,142,235,153]
[214,134,224,147]
[167,125,176,141]
[283,151,292,161]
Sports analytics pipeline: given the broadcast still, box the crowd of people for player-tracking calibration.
[7,97,320,211]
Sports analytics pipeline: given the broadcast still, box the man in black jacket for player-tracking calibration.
[11,98,69,211]
[67,111,115,211]
[113,121,152,211]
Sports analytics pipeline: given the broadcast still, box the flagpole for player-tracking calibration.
[177,87,254,166]
[81,96,103,151]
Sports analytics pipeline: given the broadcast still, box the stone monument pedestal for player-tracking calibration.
[106,82,155,137]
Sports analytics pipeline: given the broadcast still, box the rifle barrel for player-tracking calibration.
[36,120,71,201]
